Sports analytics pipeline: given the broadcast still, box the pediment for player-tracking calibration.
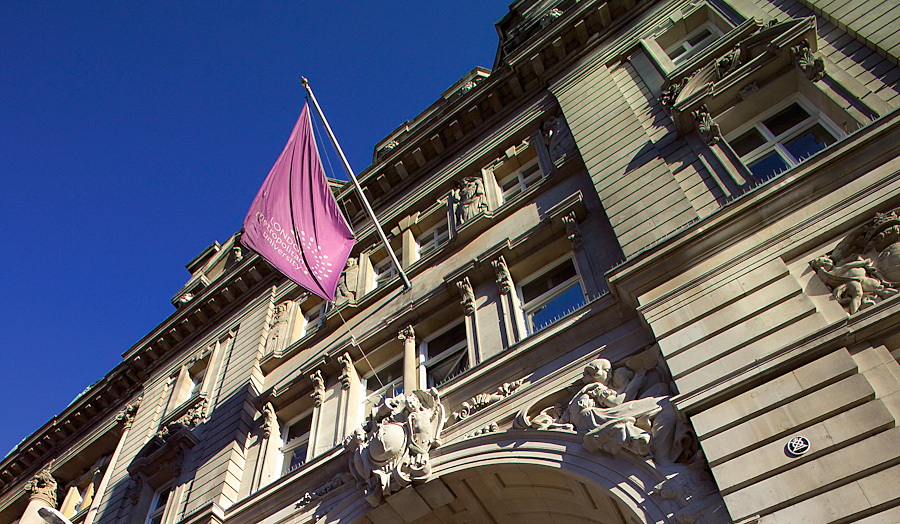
[660,16,819,136]
[128,425,198,488]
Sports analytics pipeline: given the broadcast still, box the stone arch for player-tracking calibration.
[322,429,715,524]
[429,429,674,524]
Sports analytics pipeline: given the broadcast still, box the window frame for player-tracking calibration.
[516,254,586,336]
[725,95,843,182]
[664,21,723,65]
[419,319,470,389]
[373,250,401,288]
[279,410,313,476]
[497,156,542,204]
[362,355,404,419]
[144,484,173,524]
[414,218,450,261]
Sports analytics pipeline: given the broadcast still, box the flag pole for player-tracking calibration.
[302,77,412,293]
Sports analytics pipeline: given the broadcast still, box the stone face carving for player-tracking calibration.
[810,208,900,313]
[265,300,293,355]
[261,402,278,439]
[24,463,57,506]
[452,379,523,422]
[338,352,354,390]
[453,176,488,224]
[116,396,142,430]
[232,245,243,263]
[543,115,575,164]
[539,8,563,28]
[562,212,584,251]
[492,256,513,294]
[128,477,143,505]
[347,389,445,506]
[457,277,476,315]
[335,257,359,307]
[310,370,325,406]
[158,398,208,437]
[791,41,825,81]
[691,105,721,145]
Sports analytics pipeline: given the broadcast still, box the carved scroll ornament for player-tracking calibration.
[451,379,523,422]
[492,256,513,294]
[347,389,445,506]
[791,41,825,81]
[310,370,325,406]
[810,208,900,313]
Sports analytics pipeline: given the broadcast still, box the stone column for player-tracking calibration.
[19,464,57,524]
[399,325,417,393]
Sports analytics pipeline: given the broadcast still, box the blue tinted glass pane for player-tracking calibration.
[783,123,836,162]
[748,151,790,182]
[530,283,585,334]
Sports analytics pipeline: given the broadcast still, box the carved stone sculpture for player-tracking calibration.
[810,208,900,313]
[515,353,695,463]
[543,115,575,164]
[265,300,293,355]
[791,41,825,81]
[261,402,278,438]
[310,370,325,406]
[457,277,476,315]
[335,257,359,307]
[715,45,742,79]
[347,389,445,506]
[691,105,721,145]
[116,396,142,430]
[338,352,354,390]
[562,212,584,251]
[492,256,513,294]
[176,292,194,306]
[453,177,488,224]
[25,463,58,506]
[452,379,523,422]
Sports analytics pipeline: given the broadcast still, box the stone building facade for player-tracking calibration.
[4,0,900,522]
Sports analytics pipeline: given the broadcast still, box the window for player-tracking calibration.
[416,219,450,260]
[498,157,542,202]
[421,321,469,388]
[165,358,208,414]
[374,253,399,288]
[727,99,841,183]
[300,302,328,337]
[281,413,312,475]
[665,23,722,64]
[59,459,107,521]
[363,357,404,418]
[145,485,172,524]
[519,257,586,335]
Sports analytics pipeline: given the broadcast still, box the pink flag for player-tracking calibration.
[242,103,355,301]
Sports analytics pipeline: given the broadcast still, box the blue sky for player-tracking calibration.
[0,1,508,457]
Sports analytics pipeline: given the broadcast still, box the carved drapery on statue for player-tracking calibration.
[347,389,445,506]
[453,177,488,224]
[513,351,725,522]
[811,208,900,313]
[334,257,359,307]
[543,114,575,165]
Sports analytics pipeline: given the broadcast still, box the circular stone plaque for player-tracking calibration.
[785,436,811,457]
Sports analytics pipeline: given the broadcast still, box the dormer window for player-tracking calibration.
[726,98,841,183]
[665,23,722,64]
[301,302,327,337]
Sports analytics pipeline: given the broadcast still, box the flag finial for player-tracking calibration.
[301,76,309,87]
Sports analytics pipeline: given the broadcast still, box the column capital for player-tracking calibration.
[398,325,416,342]
[24,463,57,507]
